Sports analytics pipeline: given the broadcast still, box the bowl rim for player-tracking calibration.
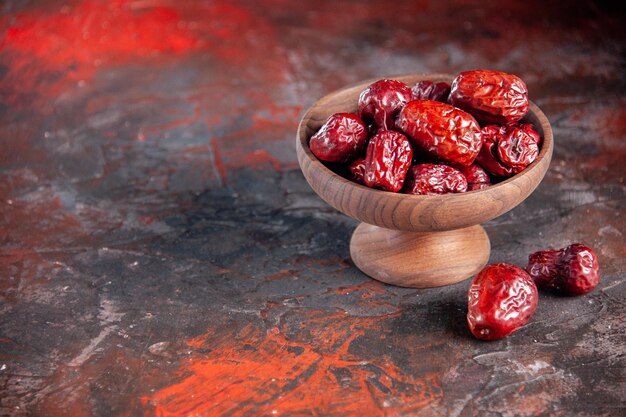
[296,73,553,203]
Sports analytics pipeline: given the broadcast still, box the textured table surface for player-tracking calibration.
[1,1,625,416]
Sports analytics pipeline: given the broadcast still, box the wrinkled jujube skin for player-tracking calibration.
[518,123,541,145]
[526,249,561,289]
[497,125,540,173]
[364,130,413,192]
[450,70,529,125]
[309,113,368,163]
[559,244,600,295]
[476,123,540,177]
[403,163,468,195]
[358,79,412,130]
[348,157,366,185]
[461,164,492,191]
[476,125,515,177]
[395,100,482,167]
[527,244,600,295]
[467,264,539,341]
[411,81,451,102]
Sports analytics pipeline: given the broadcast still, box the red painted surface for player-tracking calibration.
[143,313,441,416]
[1,1,624,416]
[0,0,273,74]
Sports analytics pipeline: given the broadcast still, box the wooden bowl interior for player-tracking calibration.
[296,74,553,232]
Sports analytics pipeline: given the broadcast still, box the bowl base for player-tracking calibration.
[349,223,490,288]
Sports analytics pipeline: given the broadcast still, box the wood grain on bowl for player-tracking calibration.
[350,224,490,288]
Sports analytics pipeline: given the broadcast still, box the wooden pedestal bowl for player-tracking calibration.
[296,74,553,288]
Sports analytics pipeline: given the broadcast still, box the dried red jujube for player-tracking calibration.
[349,157,366,185]
[411,81,450,102]
[358,79,412,130]
[527,244,600,295]
[309,113,368,163]
[518,123,542,145]
[309,72,539,192]
[364,130,413,192]
[526,249,561,289]
[467,264,538,341]
[497,125,539,173]
[450,69,529,125]
[475,125,513,178]
[395,100,482,167]
[461,164,492,191]
[558,244,600,295]
[403,163,467,195]
[475,123,541,177]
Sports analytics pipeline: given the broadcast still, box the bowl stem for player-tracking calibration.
[349,223,490,288]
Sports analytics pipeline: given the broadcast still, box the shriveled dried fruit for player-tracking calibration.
[309,113,368,163]
[358,79,412,130]
[461,164,492,191]
[450,70,529,125]
[558,244,600,295]
[364,130,413,192]
[497,125,539,173]
[403,163,467,195]
[348,157,366,185]
[475,125,515,178]
[526,249,561,289]
[395,100,482,167]
[411,81,450,102]
[310,74,538,190]
[467,264,538,341]
[518,123,541,145]
[527,244,600,295]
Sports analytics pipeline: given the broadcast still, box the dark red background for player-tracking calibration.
[1,1,625,416]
